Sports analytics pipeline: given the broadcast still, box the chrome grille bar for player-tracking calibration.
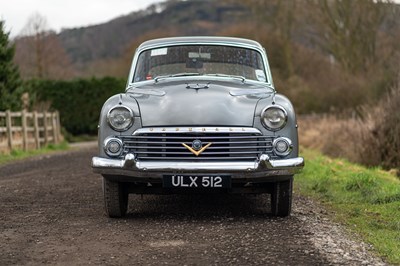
[124,140,270,144]
[134,151,264,155]
[129,135,267,140]
[130,156,259,160]
[126,145,272,150]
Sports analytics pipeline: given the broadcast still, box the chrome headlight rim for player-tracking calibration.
[103,137,123,157]
[273,137,293,157]
[261,105,288,131]
[107,105,134,132]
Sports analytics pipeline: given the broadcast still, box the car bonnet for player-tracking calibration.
[128,79,272,127]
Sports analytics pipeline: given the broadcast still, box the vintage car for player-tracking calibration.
[92,36,304,217]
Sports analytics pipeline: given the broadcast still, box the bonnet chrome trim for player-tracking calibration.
[132,127,262,135]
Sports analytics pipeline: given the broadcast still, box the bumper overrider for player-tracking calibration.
[92,153,304,180]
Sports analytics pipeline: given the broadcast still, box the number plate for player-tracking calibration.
[163,175,231,188]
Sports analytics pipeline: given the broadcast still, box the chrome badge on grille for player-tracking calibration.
[191,139,202,151]
[182,140,212,156]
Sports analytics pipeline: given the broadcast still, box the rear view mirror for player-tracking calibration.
[186,58,203,69]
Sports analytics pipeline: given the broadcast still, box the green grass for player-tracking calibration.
[0,142,69,165]
[296,148,400,264]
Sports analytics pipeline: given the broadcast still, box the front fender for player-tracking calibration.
[97,93,142,157]
[254,93,299,158]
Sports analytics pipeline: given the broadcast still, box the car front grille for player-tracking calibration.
[119,127,276,161]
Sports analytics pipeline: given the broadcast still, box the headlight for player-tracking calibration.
[107,106,134,131]
[261,105,287,131]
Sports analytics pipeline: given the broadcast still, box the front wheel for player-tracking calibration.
[103,177,128,218]
[270,176,293,217]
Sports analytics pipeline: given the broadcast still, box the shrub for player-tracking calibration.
[364,83,400,170]
[25,77,126,135]
[0,20,22,111]
[299,83,400,172]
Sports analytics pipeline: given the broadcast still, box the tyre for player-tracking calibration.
[103,177,128,218]
[270,176,293,217]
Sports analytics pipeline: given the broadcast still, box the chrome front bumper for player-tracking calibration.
[92,153,304,179]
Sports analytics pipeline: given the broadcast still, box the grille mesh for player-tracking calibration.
[119,129,276,161]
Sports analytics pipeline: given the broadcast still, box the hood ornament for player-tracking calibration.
[186,83,209,92]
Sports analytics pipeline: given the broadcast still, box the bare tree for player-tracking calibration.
[309,0,391,74]
[14,13,73,79]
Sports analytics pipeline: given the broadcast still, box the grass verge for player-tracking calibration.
[296,148,400,264]
[0,142,69,165]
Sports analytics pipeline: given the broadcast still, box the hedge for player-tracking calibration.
[25,77,126,135]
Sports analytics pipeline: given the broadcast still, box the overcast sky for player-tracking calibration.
[0,0,164,37]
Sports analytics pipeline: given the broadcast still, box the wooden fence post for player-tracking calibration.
[6,110,13,151]
[51,112,58,144]
[43,111,48,145]
[22,110,28,151]
[56,111,61,142]
[33,111,40,149]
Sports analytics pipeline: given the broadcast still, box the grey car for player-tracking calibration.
[92,36,304,217]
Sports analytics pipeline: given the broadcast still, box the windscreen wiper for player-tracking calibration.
[204,73,246,82]
[154,72,201,83]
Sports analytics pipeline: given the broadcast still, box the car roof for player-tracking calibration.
[137,36,264,50]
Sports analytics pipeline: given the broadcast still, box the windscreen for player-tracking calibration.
[133,45,267,83]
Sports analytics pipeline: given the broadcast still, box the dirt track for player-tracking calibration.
[0,145,385,265]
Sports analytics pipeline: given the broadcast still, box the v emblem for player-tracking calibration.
[182,142,212,156]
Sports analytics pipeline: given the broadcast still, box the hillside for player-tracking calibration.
[58,0,249,67]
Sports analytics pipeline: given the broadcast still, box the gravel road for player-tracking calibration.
[0,145,387,265]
